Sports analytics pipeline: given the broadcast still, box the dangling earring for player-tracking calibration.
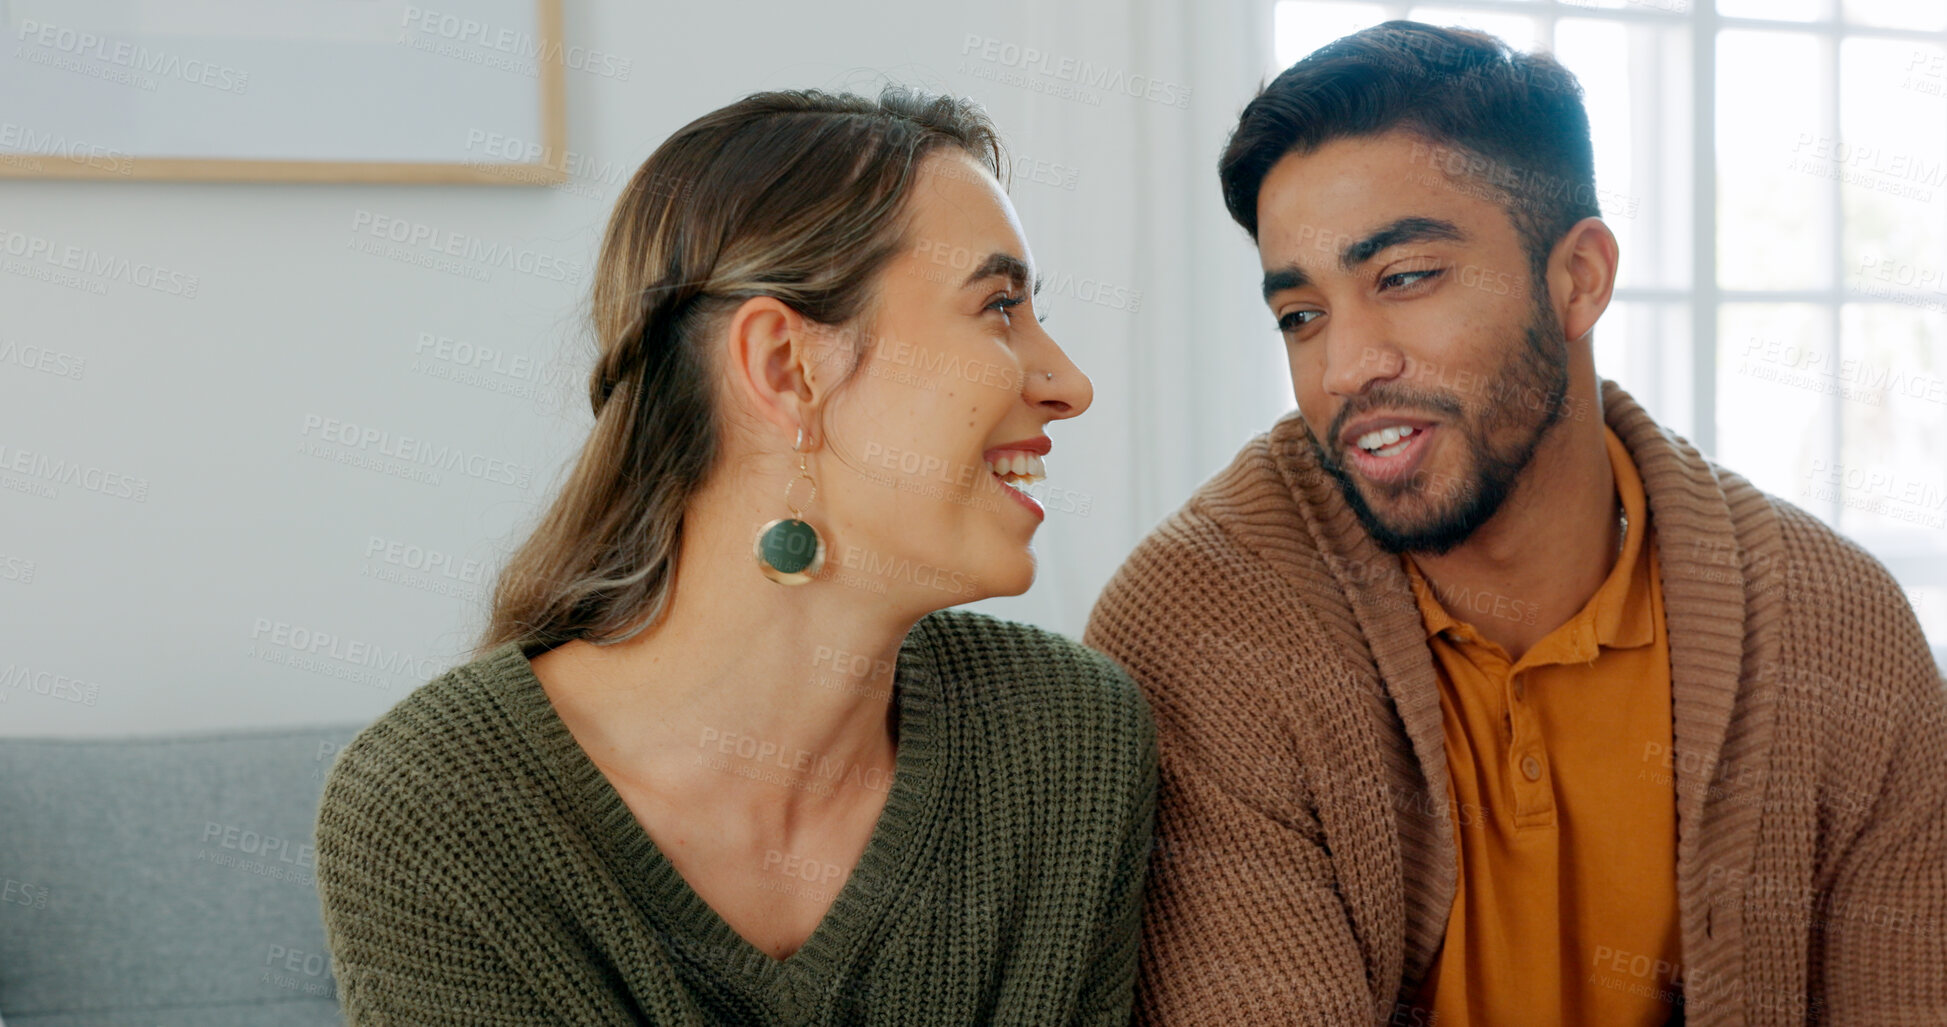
[753,427,827,585]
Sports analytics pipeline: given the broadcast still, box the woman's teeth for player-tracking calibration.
[985,452,1046,491]
[1355,425,1419,458]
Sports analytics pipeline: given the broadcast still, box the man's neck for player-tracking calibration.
[1406,403,1621,664]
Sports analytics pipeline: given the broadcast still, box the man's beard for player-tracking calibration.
[1310,297,1573,556]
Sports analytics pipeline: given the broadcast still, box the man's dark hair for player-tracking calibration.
[1218,20,1600,284]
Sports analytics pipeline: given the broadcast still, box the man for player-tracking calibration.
[1084,20,1947,1027]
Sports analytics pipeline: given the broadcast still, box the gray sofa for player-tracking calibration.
[0,724,367,1026]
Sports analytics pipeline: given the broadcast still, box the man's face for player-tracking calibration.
[1255,129,1571,555]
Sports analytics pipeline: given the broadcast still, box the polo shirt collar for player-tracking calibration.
[1400,424,1656,664]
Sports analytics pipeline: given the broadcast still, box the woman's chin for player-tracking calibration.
[981,549,1038,600]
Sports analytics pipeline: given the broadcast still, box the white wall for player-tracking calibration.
[0,0,1283,735]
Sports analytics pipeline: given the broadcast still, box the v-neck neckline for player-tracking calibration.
[482,615,949,1015]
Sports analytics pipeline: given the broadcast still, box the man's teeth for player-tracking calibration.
[986,452,1046,489]
[1355,425,1420,457]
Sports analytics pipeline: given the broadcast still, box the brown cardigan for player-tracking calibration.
[1084,380,1947,1025]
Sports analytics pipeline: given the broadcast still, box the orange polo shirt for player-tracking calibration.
[1405,426,1680,1026]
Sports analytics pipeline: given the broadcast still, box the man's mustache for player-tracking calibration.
[1323,388,1466,458]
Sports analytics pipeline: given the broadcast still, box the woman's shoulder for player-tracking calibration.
[317,641,533,818]
[914,610,1156,829]
[914,608,1152,740]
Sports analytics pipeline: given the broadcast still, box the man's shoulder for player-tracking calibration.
[1095,427,1331,616]
[1711,467,1920,629]
[1769,492,1909,605]
[1703,466,1940,706]
[1607,384,1914,636]
[1085,446,1375,747]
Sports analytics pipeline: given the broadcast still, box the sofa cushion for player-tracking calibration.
[0,725,366,1025]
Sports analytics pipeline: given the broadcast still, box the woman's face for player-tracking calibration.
[808,148,1092,605]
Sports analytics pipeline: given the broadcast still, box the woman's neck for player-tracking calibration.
[535,486,924,819]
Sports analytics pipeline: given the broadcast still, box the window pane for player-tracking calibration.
[1274,2,1389,69]
[1844,0,1947,31]
[1596,301,1694,440]
[1405,7,1542,49]
[1718,303,1837,512]
[1892,44,1947,104]
[1839,38,1947,290]
[1838,303,1947,546]
[1563,0,1690,11]
[1557,18,1694,291]
[1718,0,1825,21]
[1718,31,1832,290]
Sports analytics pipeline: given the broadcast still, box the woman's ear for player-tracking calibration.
[725,296,817,438]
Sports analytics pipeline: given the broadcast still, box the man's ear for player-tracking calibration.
[1549,216,1618,343]
[725,296,818,439]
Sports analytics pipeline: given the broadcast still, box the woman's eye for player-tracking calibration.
[1380,268,1442,291]
[988,293,1038,323]
[1277,309,1322,333]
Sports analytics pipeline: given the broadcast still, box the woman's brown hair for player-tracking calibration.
[477,85,1005,655]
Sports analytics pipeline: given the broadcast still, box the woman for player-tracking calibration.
[313,85,1157,1025]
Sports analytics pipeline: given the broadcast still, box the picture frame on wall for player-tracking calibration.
[0,0,568,184]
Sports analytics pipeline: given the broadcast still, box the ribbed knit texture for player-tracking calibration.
[1084,380,1947,1026]
[314,607,1157,1025]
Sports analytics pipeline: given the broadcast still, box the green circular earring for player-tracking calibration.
[754,428,826,585]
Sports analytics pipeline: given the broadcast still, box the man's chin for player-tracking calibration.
[1313,436,1500,555]
[1359,508,1472,555]
[1337,471,1481,556]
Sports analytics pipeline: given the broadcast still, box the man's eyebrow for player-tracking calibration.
[960,252,1035,292]
[1338,216,1467,272]
[1259,217,1466,302]
[1262,266,1310,302]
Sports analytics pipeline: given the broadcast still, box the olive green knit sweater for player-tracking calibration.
[313,608,1157,1025]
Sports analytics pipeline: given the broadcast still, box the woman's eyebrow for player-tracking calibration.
[960,251,1033,292]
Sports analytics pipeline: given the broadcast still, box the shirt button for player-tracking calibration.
[1521,755,1543,781]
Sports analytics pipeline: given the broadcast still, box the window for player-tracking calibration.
[1272,0,1947,664]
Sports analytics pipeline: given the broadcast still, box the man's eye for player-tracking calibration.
[1380,268,1442,290]
[1277,309,1322,333]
